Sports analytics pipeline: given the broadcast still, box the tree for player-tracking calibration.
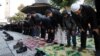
[51,0,77,8]
[18,4,25,11]
[9,4,26,23]
[9,12,25,22]
[84,0,95,8]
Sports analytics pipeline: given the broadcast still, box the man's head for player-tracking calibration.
[71,3,81,15]
[62,10,69,18]
[45,10,53,17]
[26,13,31,18]
[31,11,36,17]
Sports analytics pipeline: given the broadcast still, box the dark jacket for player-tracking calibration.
[62,15,76,30]
[29,13,44,27]
[41,16,57,29]
[29,16,35,26]
[95,0,100,26]
[41,16,51,28]
[23,17,31,27]
[71,5,97,30]
[49,17,58,29]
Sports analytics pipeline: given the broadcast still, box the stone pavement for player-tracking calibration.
[0,29,95,56]
[0,31,14,56]
[0,29,69,56]
[0,30,36,56]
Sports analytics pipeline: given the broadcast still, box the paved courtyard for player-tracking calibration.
[0,30,36,56]
[0,29,95,56]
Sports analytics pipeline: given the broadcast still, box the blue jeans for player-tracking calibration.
[66,30,76,46]
[32,26,41,37]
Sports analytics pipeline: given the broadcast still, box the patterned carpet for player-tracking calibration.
[37,38,94,56]
[22,37,95,56]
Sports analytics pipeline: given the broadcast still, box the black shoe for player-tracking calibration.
[50,40,53,43]
[46,40,49,43]
[13,42,23,49]
[65,45,71,47]
[3,31,7,34]
[5,34,9,37]
[53,42,58,44]
[16,46,27,53]
[60,44,64,46]
[78,47,85,52]
[72,46,76,50]
[5,36,13,41]
[46,40,52,43]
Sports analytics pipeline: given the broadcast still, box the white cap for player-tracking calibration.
[71,3,80,12]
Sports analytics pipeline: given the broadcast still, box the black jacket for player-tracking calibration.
[71,5,97,30]
[95,0,100,26]
[29,16,35,26]
[49,17,58,29]
[41,16,51,28]
[62,15,76,30]
[41,16,57,29]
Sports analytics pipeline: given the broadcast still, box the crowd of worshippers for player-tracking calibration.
[4,9,79,43]
[3,3,100,53]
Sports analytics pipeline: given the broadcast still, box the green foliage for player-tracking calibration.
[9,12,25,22]
[51,0,76,8]
[84,0,95,8]
[9,4,25,22]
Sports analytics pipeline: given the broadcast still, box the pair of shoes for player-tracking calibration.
[13,42,23,49]
[5,36,14,41]
[16,46,27,53]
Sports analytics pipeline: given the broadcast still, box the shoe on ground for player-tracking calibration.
[53,42,58,44]
[5,36,14,41]
[65,45,71,47]
[60,44,64,46]
[72,46,76,50]
[16,46,27,53]
[78,47,86,52]
[46,40,52,43]
[13,42,23,49]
